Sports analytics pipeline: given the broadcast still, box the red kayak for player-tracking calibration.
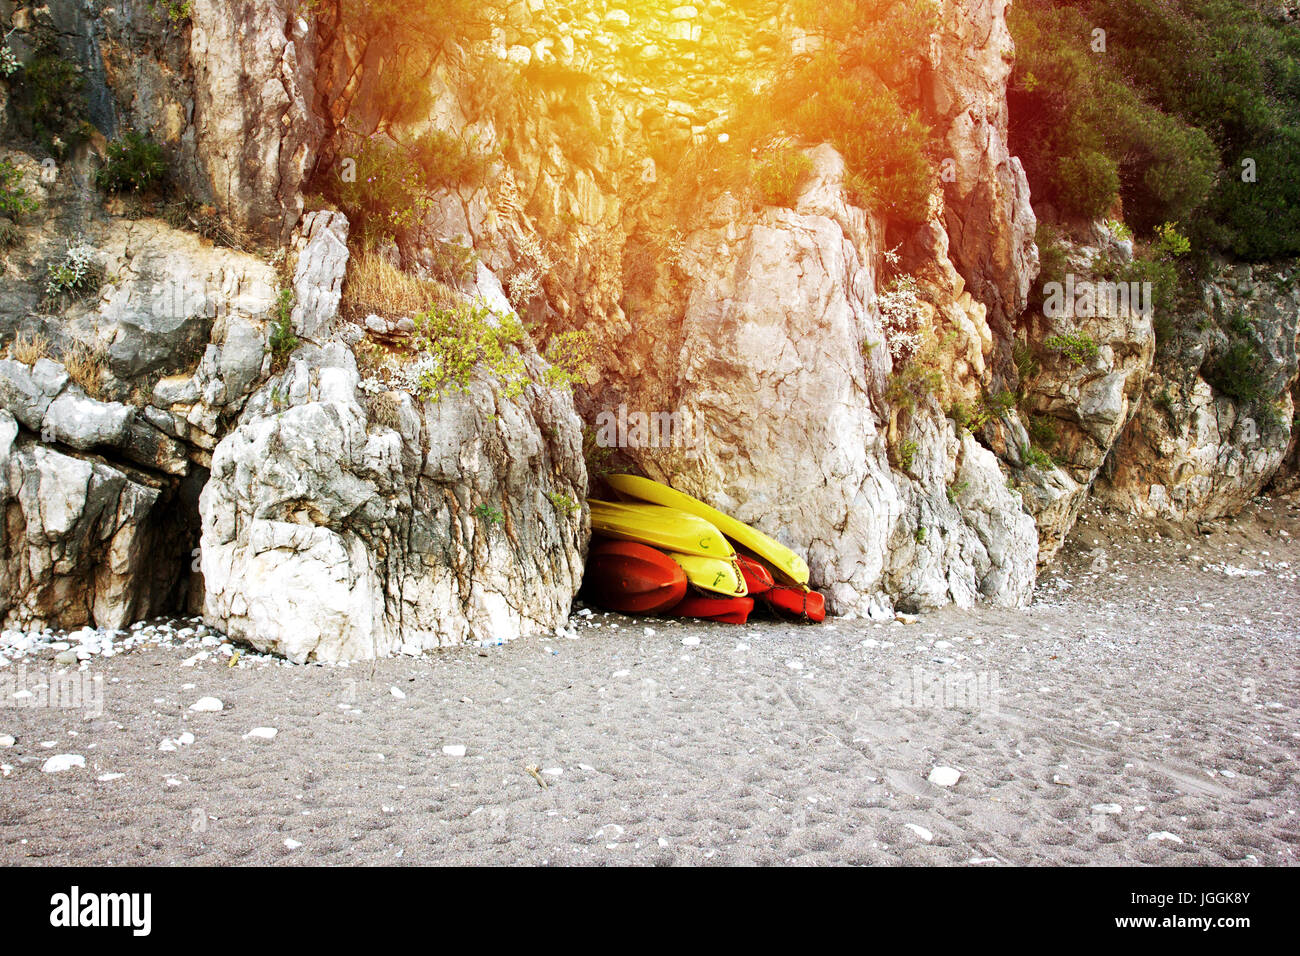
[735,554,774,596]
[762,585,826,622]
[583,539,688,614]
[670,594,755,625]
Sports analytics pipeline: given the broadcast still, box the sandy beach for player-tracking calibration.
[1,495,1297,866]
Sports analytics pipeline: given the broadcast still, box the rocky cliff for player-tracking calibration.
[0,0,1294,657]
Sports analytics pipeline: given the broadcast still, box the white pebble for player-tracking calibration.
[41,754,85,773]
[244,727,278,740]
[189,697,223,712]
[927,766,961,787]
[904,823,934,842]
[442,744,466,757]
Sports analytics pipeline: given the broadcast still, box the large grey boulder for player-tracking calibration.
[200,339,588,662]
[0,410,187,630]
[290,211,350,342]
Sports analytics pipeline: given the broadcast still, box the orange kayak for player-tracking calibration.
[583,539,688,614]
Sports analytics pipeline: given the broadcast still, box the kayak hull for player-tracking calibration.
[763,585,827,622]
[735,554,775,596]
[666,551,747,597]
[670,594,755,625]
[605,475,809,585]
[588,499,735,560]
[583,539,688,614]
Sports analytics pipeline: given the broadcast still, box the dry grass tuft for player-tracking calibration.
[63,342,109,400]
[10,332,51,365]
[342,251,460,319]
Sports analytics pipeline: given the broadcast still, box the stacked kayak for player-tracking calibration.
[583,476,826,625]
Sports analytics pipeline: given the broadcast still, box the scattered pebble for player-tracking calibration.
[189,697,224,713]
[41,754,85,773]
[927,767,961,788]
[442,744,467,757]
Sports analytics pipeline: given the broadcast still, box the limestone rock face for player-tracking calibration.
[199,342,588,662]
[290,211,350,342]
[188,0,323,242]
[627,148,1037,615]
[1096,264,1299,520]
[927,0,1039,336]
[0,410,187,630]
[1010,235,1157,562]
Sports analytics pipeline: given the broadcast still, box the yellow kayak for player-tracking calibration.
[667,552,748,597]
[587,500,736,559]
[606,474,810,585]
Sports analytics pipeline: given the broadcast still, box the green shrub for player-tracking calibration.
[330,137,431,247]
[0,159,38,218]
[547,491,579,517]
[6,42,91,154]
[405,302,527,401]
[1009,0,1300,260]
[541,329,594,391]
[268,289,299,369]
[1020,443,1055,471]
[1055,150,1121,222]
[149,1,192,24]
[1044,332,1100,366]
[743,0,939,225]
[95,132,167,194]
[1013,340,1041,394]
[411,129,493,190]
[886,360,944,415]
[895,438,920,473]
[473,503,503,525]
[1028,414,1059,449]
[754,149,813,208]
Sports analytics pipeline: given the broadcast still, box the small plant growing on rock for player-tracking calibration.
[754,149,813,208]
[331,136,431,246]
[894,438,919,473]
[268,288,299,370]
[149,1,193,25]
[9,331,50,364]
[1044,332,1099,366]
[0,159,38,218]
[472,503,503,525]
[547,491,579,517]
[43,241,101,307]
[63,341,108,400]
[1020,443,1055,471]
[541,330,594,390]
[400,301,527,402]
[95,132,167,194]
